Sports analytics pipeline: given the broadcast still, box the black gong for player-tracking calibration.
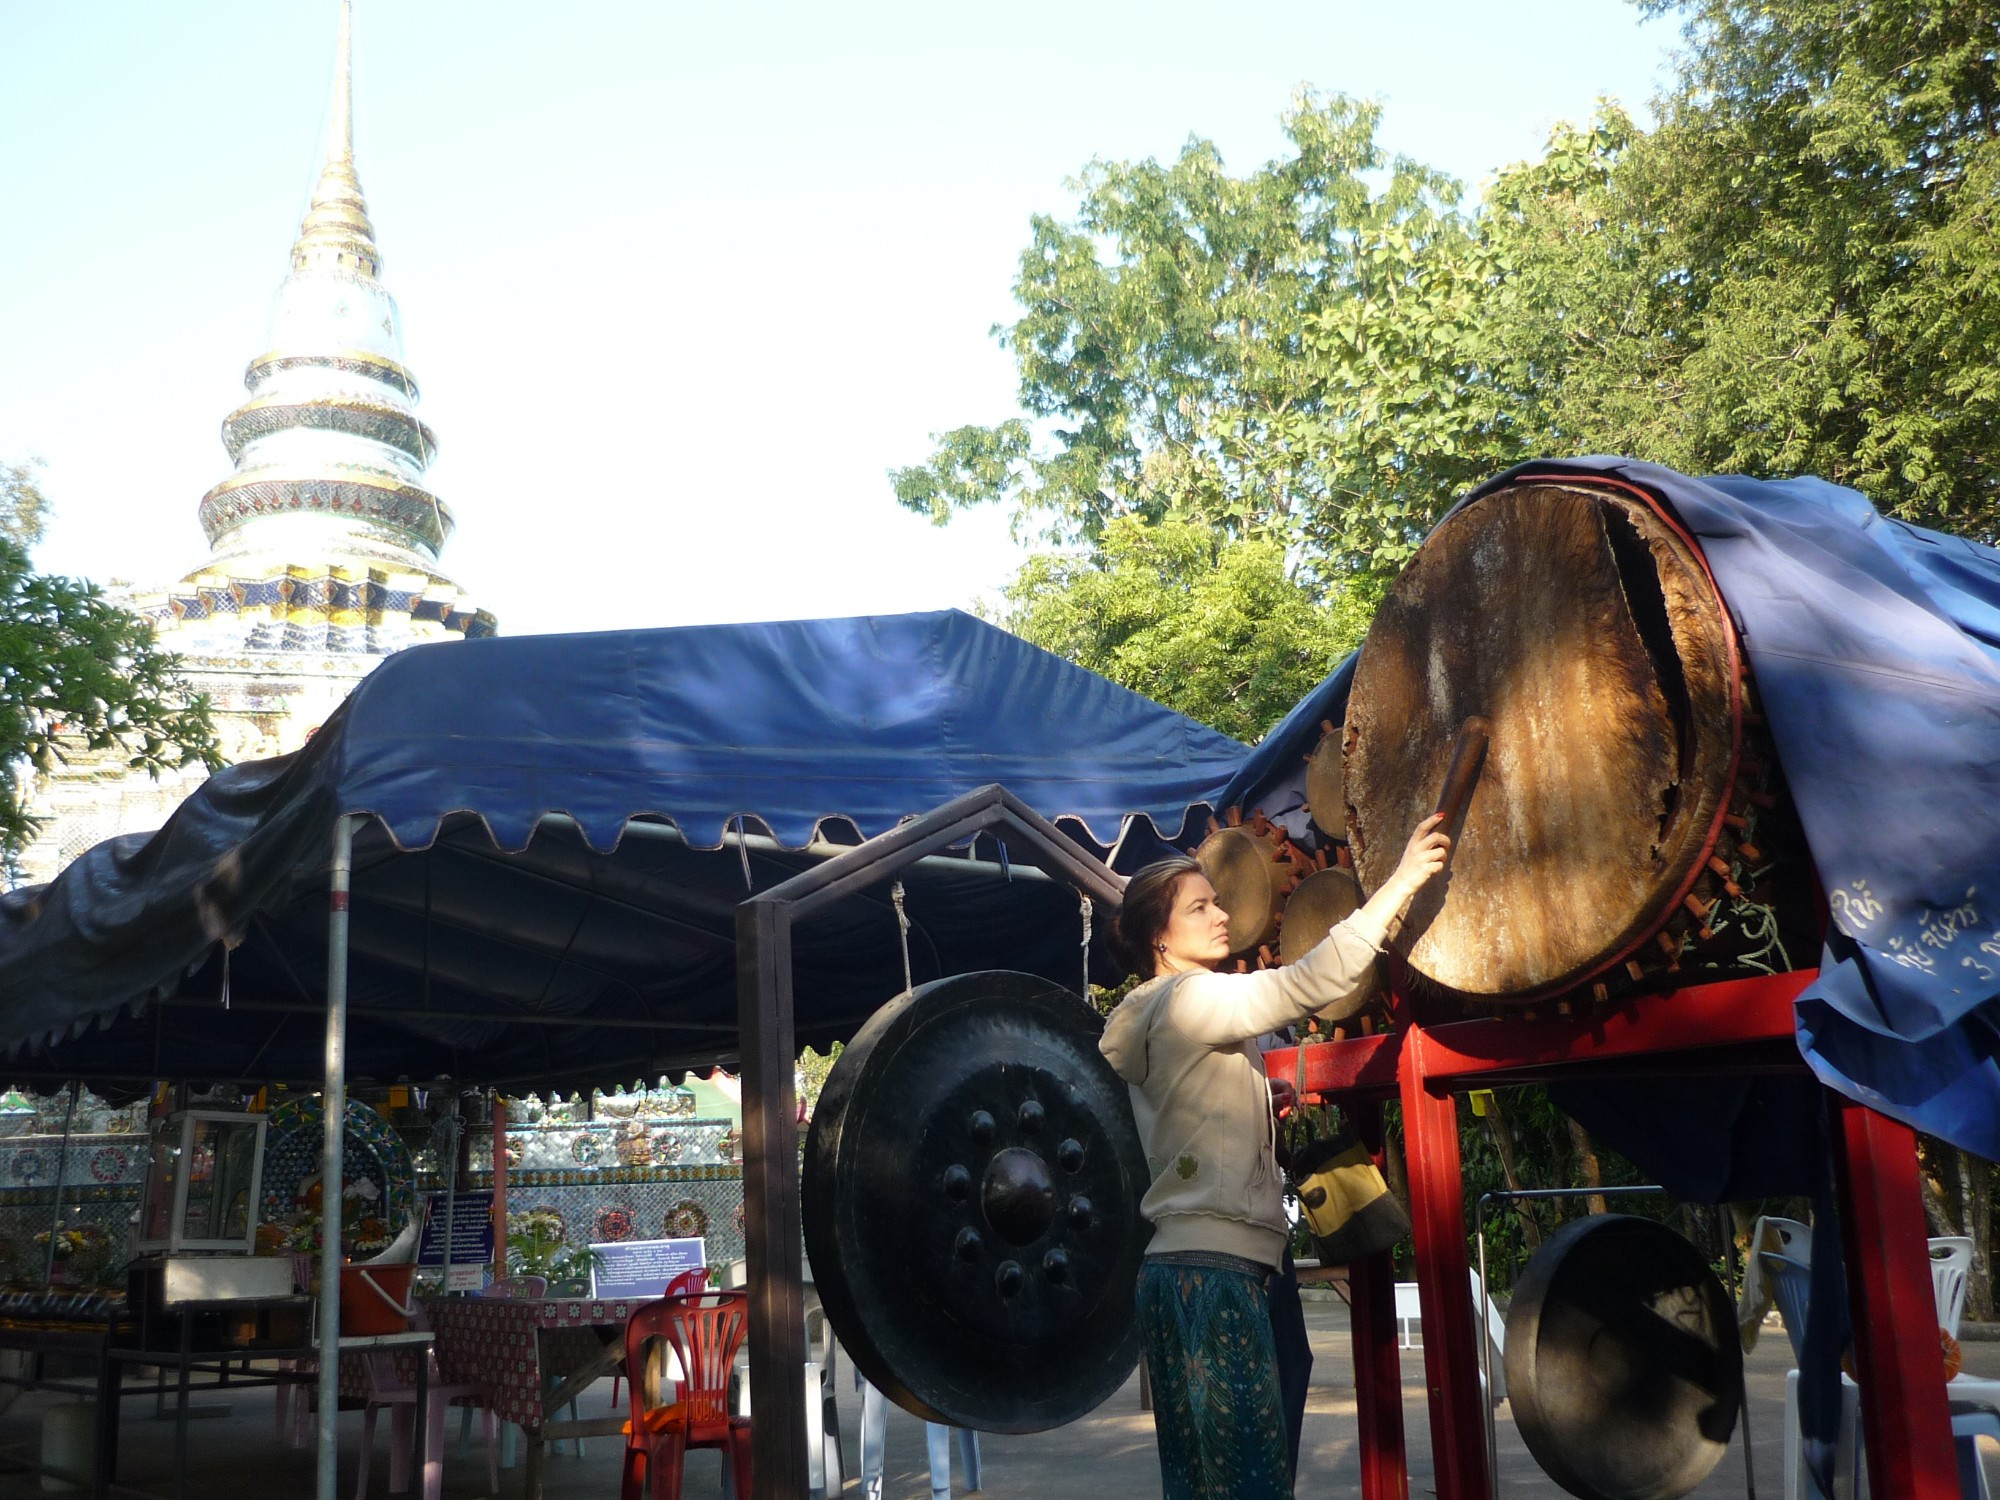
[1505,1214,1742,1500]
[803,970,1149,1433]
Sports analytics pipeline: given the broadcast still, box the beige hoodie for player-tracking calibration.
[1098,919,1382,1267]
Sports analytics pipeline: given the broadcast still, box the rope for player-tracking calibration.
[892,880,914,998]
[1079,890,1093,999]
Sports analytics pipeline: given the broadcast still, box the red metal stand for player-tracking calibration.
[1399,1028,1491,1500]
[1347,1101,1409,1500]
[1832,1095,1958,1499]
[1265,967,1956,1498]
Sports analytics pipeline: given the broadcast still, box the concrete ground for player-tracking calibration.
[0,1305,1992,1498]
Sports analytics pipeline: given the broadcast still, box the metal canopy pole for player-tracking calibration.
[316,813,359,1500]
[734,783,1124,1500]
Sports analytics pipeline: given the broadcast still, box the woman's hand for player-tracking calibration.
[1346,813,1453,950]
[1268,1076,1297,1119]
[1386,812,1451,903]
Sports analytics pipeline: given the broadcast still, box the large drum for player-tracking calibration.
[1345,476,1805,1010]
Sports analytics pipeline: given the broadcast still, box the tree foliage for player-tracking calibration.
[0,462,219,865]
[1001,520,1375,743]
[897,0,2000,741]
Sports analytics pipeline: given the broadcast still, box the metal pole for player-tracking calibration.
[438,1105,459,1292]
[43,1083,79,1286]
[1725,1206,1756,1498]
[316,813,358,1500]
[738,898,808,1500]
[1478,1217,1495,1488]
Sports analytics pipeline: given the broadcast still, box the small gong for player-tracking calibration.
[1305,724,1348,840]
[1195,825,1290,955]
[1278,867,1365,964]
[1506,1214,1742,1500]
[803,971,1148,1433]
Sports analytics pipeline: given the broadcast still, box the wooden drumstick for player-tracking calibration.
[1387,716,1490,943]
[1433,715,1492,829]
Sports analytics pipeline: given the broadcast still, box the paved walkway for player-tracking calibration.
[0,1304,1993,1497]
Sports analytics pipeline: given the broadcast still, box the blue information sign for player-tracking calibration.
[590,1237,706,1300]
[416,1190,495,1272]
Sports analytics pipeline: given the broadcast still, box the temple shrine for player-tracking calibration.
[19,1,493,884]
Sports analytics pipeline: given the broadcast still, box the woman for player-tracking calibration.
[1099,814,1450,1499]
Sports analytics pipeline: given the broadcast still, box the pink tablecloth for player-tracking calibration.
[423,1295,646,1428]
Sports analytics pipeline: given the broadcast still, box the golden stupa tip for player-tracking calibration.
[291,0,380,278]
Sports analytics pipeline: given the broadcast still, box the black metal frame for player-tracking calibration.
[733,783,1126,1498]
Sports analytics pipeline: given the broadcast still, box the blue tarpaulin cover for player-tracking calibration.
[0,610,1246,1090]
[1224,457,2000,1164]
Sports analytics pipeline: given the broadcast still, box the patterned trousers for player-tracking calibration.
[1136,1253,1293,1500]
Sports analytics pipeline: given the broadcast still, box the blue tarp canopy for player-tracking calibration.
[1224,458,2000,1168]
[0,610,1246,1093]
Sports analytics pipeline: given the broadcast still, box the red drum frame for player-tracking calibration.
[1262,970,1960,1500]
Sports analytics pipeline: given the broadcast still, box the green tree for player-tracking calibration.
[891,90,1468,559]
[1000,520,1373,742]
[0,459,51,548]
[0,461,220,865]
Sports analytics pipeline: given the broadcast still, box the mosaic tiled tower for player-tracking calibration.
[17,1,494,884]
[168,0,489,653]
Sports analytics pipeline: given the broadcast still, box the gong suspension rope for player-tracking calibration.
[892,879,914,998]
[1079,889,1093,1000]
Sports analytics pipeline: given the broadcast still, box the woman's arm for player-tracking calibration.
[1164,814,1452,1047]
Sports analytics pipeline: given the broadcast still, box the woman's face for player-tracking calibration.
[1157,873,1232,972]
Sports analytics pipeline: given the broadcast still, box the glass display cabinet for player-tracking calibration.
[137,1110,268,1254]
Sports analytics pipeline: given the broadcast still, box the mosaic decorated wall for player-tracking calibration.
[0,1084,746,1287]
[0,1093,150,1284]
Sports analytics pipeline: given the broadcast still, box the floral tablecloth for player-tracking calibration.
[422,1295,645,1428]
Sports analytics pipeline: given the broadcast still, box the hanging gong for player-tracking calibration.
[1505,1214,1742,1500]
[1278,865,1369,973]
[1195,825,1291,955]
[1304,724,1348,841]
[803,970,1148,1434]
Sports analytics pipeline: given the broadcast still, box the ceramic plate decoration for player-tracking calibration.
[665,1200,708,1238]
[88,1147,128,1184]
[571,1135,604,1167]
[595,1205,635,1242]
[11,1151,45,1186]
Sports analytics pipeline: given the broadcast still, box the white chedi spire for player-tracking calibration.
[193,0,471,607]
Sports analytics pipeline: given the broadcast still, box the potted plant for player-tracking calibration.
[506,1208,603,1296]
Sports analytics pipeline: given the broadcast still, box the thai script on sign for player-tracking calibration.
[1918,889,1981,950]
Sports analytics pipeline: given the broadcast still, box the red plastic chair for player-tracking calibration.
[621,1290,751,1500]
[610,1268,705,1410]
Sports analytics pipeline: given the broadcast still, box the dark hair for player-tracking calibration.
[1109,856,1204,978]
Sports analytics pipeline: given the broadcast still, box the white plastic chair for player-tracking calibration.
[1759,1221,1863,1500]
[723,1287,846,1499]
[1953,1406,1999,1500]
[1394,1282,1422,1348]
[1471,1268,1507,1406]
[353,1333,499,1500]
[857,1376,981,1499]
[1768,1225,1988,1500]
[1935,1237,1974,1339]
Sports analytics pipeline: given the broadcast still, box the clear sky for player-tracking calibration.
[0,2,1679,638]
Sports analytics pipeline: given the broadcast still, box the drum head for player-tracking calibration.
[1346,481,1737,1001]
